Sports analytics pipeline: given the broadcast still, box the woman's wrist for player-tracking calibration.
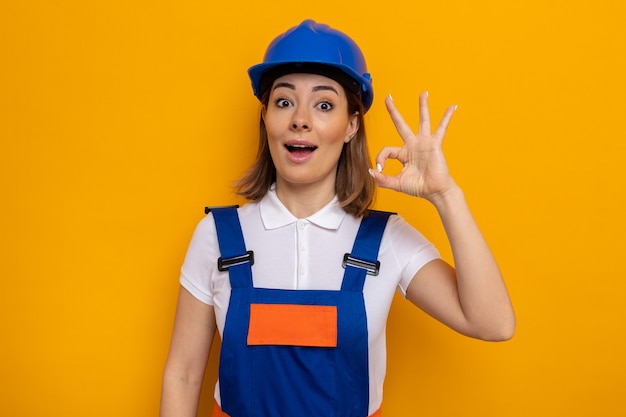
[427,181,465,213]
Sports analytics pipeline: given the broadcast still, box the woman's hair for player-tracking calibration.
[235,81,375,217]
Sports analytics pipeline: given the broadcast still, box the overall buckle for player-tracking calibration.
[342,253,380,276]
[218,251,255,271]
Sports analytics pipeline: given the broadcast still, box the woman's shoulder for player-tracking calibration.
[379,212,433,247]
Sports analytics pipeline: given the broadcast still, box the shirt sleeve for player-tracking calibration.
[179,214,220,306]
[385,215,441,297]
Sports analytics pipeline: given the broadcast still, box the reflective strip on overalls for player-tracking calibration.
[211,207,391,417]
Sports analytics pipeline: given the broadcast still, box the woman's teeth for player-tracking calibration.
[286,144,317,152]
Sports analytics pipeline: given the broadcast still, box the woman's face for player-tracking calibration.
[263,73,359,193]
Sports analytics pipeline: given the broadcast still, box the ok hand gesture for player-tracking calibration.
[369,92,458,203]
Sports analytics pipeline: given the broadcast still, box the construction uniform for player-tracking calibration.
[180,186,440,416]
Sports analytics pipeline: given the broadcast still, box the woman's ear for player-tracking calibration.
[345,112,360,143]
[261,105,267,121]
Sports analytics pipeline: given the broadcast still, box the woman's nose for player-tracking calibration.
[291,121,309,130]
[290,107,311,130]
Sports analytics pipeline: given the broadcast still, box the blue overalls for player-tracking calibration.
[210,207,391,417]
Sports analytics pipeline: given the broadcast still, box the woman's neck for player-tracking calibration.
[274,180,336,219]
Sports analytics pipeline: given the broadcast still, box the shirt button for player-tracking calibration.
[298,222,306,229]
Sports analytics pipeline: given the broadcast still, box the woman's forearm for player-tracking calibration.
[431,184,515,340]
[160,370,203,417]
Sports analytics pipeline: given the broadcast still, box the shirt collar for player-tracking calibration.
[259,184,348,230]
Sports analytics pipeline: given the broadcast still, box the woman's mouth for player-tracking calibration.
[284,142,318,163]
[285,144,318,154]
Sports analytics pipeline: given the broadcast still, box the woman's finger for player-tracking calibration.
[433,105,458,140]
[375,146,403,171]
[418,91,431,136]
[369,166,401,191]
[385,95,414,142]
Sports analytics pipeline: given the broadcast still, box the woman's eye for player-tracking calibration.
[316,101,334,111]
[275,98,291,108]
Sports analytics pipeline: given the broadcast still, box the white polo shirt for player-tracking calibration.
[180,186,440,414]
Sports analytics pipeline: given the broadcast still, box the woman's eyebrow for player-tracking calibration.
[272,82,338,96]
[312,85,339,95]
[272,82,295,91]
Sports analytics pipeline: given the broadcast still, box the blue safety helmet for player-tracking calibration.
[248,20,374,112]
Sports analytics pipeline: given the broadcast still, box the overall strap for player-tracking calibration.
[209,206,254,288]
[341,210,394,293]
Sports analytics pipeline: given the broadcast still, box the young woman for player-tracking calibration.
[161,19,515,417]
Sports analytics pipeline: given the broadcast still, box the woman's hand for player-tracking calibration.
[372,93,515,341]
[369,92,458,203]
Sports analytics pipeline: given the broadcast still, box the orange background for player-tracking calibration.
[1,1,625,416]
